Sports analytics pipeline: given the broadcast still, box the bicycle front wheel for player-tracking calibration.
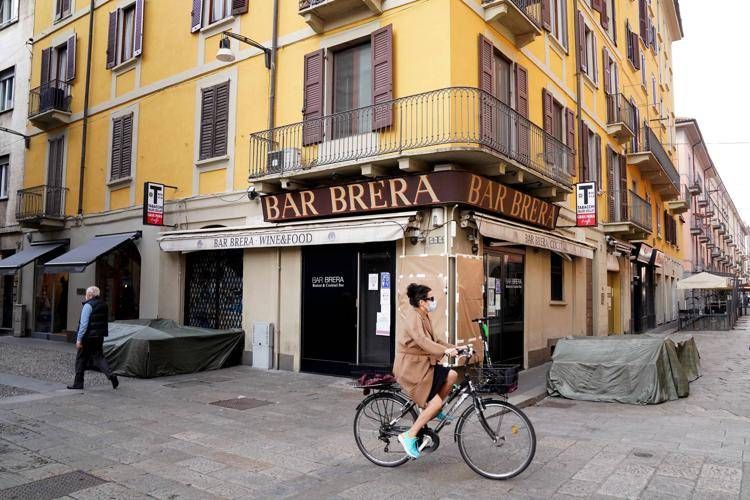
[455,398,536,480]
[353,392,417,467]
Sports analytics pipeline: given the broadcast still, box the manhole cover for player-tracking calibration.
[210,398,273,410]
[541,401,575,409]
[0,471,106,500]
[634,451,654,458]
[163,380,212,388]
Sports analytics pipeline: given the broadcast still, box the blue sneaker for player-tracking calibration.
[398,432,421,459]
[435,410,454,422]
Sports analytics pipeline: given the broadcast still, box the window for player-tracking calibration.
[626,22,640,69]
[207,0,231,24]
[587,129,601,188]
[191,0,246,31]
[110,113,134,181]
[198,81,229,160]
[582,23,597,83]
[0,0,18,27]
[652,76,657,107]
[549,0,568,48]
[0,155,8,199]
[55,0,71,20]
[107,1,143,69]
[0,67,13,112]
[550,253,564,301]
[641,54,646,87]
[332,42,372,137]
[120,4,136,62]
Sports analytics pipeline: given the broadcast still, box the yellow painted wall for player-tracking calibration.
[199,169,226,195]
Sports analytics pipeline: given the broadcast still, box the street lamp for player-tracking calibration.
[216,32,272,69]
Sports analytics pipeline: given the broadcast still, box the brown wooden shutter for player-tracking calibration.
[579,121,589,180]
[619,153,628,219]
[632,32,641,70]
[566,108,576,175]
[600,0,609,30]
[603,48,611,94]
[133,0,144,57]
[66,35,76,82]
[232,0,249,15]
[121,113,134,178]
[371,24,393,130]
[41,48,51,84]
[516,65,529,161]
[595,134,602,188]
[578,13,586,71]
[592,0,603,11]
[606,146,615,220]
[213,82,229,157]
[542,89,552,132]
[111,117,123,180]
[639,0,648,42]
[191,0,203,33]
[302,49,325,146]
[479,35,495,145]
[541,0,551,32]
[106,10,118,69]
[199,86,216,160]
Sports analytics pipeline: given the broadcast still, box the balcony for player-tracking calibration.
[249,87,574,198]
[704,203,715,218]
[690,215,703,236]
[718,223,726,235]
[602,190,652,240]
[711,247,721,259]
[299,0,382,33]
[626,125,680,201]
[15,185,68,229]
[687,176,702,196]
[665,185,689,215]
[605,94,636,144]
[482,0,543,47]
[28,80,72,129]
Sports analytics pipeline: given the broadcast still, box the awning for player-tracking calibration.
[158,212,417,252]
[0,242,66,275]
[677,272,731,290]
[473,214,595,260]
[44,232,141,273]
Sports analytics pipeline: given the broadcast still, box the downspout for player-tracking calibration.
[270,0,281,369]
[572,3,585,333]
[77,0,95,215]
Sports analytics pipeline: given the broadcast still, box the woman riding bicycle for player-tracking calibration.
[392,283,459,459]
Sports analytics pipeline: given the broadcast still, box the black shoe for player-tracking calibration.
[110,375,119,390]
[67,385,83,390]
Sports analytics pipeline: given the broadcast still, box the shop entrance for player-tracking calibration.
[33,244,69,334]
[301,243,395,376]
[184,249,243,329]
[632,262,655,333]
[484,249,525,367]
[95,242,141,321]
[0,250,16,329]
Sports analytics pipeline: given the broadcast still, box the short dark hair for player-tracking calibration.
[407,283,431,307]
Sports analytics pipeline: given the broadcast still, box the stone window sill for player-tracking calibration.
[550,300,567,307]
[107,176,133,188]
[195,155,229,168]
[112,58,138,74]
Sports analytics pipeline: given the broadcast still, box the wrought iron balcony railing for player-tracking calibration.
[249,87,573,186]
[16,185,68,221]
[28,80,72,118]
[605,93,637,133]
[606,190,652,232]
[627,124,680,191]
[481,0,543,29]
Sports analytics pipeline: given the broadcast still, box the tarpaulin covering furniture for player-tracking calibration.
[103,319,244,378]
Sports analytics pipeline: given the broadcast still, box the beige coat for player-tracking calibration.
[392,306,453,408]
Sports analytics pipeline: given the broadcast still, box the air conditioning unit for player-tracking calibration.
[267,148,301,175]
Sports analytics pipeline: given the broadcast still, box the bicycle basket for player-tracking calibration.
[469,364,519,395]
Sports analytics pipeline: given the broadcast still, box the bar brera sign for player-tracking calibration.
[261,171,560,230]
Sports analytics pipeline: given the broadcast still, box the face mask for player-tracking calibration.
[427,299,438,313]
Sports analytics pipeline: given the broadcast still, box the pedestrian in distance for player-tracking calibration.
[392,283,459,459]
[67,286,119,391]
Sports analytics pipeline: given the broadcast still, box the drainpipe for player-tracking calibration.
[573,3,583,178]
[77,0,95,215]
[268,0,279,131]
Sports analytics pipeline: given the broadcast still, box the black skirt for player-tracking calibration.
[427,364,449,402]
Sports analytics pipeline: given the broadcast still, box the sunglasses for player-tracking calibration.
[424,297,435,302]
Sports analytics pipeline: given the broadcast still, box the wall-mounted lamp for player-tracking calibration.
[216,32,272,69]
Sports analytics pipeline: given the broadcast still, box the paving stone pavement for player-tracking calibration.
[0,321,749,499]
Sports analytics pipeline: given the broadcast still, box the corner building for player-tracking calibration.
[14,0,685,373]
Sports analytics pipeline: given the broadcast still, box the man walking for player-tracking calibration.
[67,286,119,390]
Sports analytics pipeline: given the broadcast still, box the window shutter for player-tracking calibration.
[600,0,609,30]
[478,35,495,145]
[106,10,118,69]
[191,0,203,33]
[541,0,551,32]
[232,0,249,15]
[302,49,325,146]
[133,0,144,57]
[111,117,123,180]
[592,32,597,82]
[542,89,553,133]
[595,134,602,188]
[578,13,586,71]
[121,113,134,178]
[479,35,494,94]
[41,48,51,84]
[606,146,615,219]
[199,86,216,160]
[632,32,641,70]
[566,108,576,175]
[619,153,628,220]
[603,48,611,94]
[516,65,529,161]
[639,0,648,42]
[371,24,393,130]
[579,121,589,181]
[213,82,229,158]
[66,35,76,82]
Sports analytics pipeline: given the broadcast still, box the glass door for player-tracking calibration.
[485,250,525,367]
[357,244,395,371]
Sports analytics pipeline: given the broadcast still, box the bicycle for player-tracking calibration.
[353,318,536,480]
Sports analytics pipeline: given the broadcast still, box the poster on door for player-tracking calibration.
[376,272,391,336]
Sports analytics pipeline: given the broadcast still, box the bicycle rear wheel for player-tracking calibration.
[455,399,536,480]
[353,392,417,467]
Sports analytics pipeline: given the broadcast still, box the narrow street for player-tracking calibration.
[0,323,749,499]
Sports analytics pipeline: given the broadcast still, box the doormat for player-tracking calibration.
[210,397,273,410]
[0,471,106,500]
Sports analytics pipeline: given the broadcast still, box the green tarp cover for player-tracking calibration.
[103,319,244,378]
[646,332,701,382]
[547,335,699,405]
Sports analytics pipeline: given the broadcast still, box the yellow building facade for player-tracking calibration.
[14,0,684,372]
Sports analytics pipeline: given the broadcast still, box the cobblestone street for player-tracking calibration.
[0,322,749,499]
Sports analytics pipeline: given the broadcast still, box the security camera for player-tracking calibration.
[247,185,259,201]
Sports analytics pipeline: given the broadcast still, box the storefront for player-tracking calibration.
[605,238,633,335]
[184,249,243,330]
[632,242,656,333]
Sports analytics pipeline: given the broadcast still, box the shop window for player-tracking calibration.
[34,246,69,334]
[0,67,13,111]
[0,0,18,28]
[95,242,141,321]
[185,249,242,330]
[551,253,564,301]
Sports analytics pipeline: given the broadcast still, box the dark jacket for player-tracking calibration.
[83,297,108,339]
